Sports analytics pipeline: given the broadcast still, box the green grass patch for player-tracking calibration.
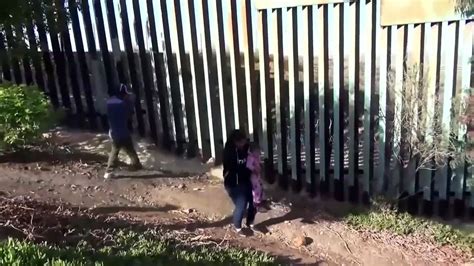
[0,230,277,266]
[345,205,473,254]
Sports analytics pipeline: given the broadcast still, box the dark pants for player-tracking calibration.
[106,137,141,172]
[226,185,256,229]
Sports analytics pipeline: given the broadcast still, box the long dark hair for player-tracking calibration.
[224,129,247,150]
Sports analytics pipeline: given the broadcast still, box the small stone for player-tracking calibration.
[205,158,215,165]
[193,187,202,191]
[38,166,50,171]
[183,208,195,214]
[178,184,186,189]
[292,236,310,247]
[47,188,54,192]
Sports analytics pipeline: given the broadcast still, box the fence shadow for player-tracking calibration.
[0,197,313,265]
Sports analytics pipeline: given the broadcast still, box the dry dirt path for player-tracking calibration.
[0,129,470,265]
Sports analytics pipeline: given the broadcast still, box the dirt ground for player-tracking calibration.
[0,129,472,266]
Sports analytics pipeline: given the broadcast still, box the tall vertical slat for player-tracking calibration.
[81,0,108,129]
[369,0,379,198]
[433,23,444,214]
[342,1,351,199]
[68,0,97,129]
[331,3,342,198]
[228,0,242,130]
[417,23,427,214]
[189,2,212,160]
[59,0,84,125]
[392,24,404,198]
[468,23,474,209]
[318,4,330,193]
[26,21,46,91]
[362,0,375,198]
[16,26,33,85]
[45,10,72,112]
[93,0,116,95]
[172,0,194,154]
[104,0,123,83]
[214,0,229,141]
[118,0,145,136]
[421,23,440,204]
[185,0,204,156]
[377,20,388,194]
[258,10,273,177]
[0,31,11,82]
[242,0,258,142]
[288,6,301,191]
[183,1,203,157]
[413,24,424,201]
[146,0,172,145]
[200,0,218,159]
[443,21,459,214]
[458,22,473,201]
[131,0,158,142]
[450,21,462,205]
[33,1,59,109]
[4,26,23,84]
[273,8,288,187]
[303,5,315,193]
[401,24,416,195]
[204,0,224,163]
[419,23,431,204]
[107,0,134,134]
[437,21,456,203]
[160,0,185,150]
[348,1,360,200]
[143,0,160,139]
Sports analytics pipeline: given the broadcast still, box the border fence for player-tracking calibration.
[0,0,472,219]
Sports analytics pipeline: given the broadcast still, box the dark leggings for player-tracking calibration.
[226,184,256,229]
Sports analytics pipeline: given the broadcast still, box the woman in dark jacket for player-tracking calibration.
[223,130,256,233]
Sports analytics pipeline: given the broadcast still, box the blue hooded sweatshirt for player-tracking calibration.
[107,96,133,141]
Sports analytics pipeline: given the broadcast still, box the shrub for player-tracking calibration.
[0,83,58,150]
[381,64,472,172]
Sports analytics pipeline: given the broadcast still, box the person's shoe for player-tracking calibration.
[235,227,245,236]
[245,223,256,232]
[104,172,115,179]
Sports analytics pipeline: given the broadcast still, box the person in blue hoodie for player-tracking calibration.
[104,84,142,179]
[223,129,256,234]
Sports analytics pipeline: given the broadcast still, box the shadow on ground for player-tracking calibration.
[0,148,110,165]
[0,197,317,265]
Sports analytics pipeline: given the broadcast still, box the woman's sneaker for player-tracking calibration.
[235,227,246,236]
[245,223,255,230]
